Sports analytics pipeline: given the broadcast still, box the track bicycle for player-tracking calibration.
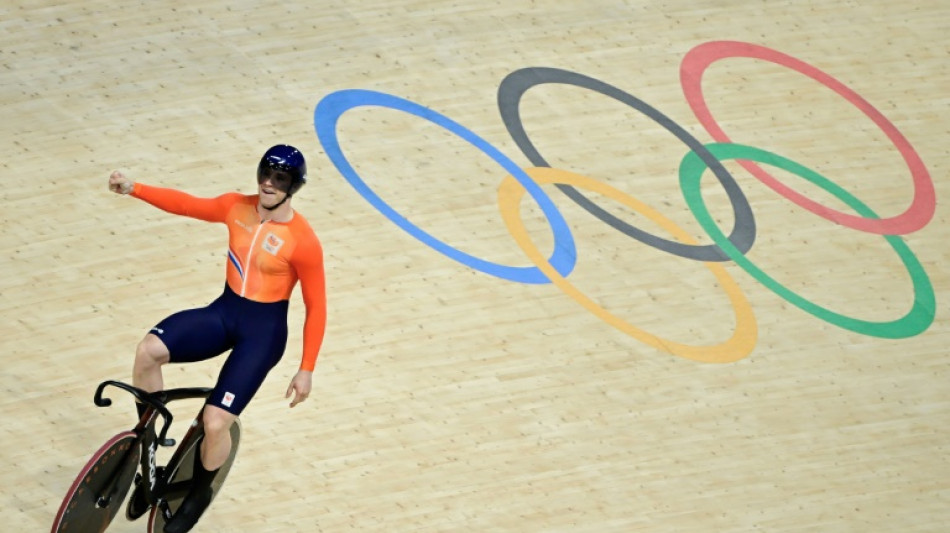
[51,380,241,533]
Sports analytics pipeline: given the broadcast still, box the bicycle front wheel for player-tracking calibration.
[51,431,140,533]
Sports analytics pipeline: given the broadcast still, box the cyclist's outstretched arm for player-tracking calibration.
[108,170,239,222]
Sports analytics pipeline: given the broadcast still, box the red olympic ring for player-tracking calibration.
[680,40,935,235]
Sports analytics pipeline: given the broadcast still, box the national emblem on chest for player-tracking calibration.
[262,231,285,256]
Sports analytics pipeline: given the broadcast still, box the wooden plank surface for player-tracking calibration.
[2,1,948,531]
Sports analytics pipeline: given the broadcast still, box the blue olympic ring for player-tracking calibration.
[314,89,577,284]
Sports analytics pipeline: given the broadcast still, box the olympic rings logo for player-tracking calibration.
[314,40,936,363]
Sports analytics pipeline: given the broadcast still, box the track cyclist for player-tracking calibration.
[107,144,327,532]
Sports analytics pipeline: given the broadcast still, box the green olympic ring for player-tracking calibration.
[679,143,935,338]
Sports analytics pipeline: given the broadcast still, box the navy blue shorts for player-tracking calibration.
[149,284,289,415]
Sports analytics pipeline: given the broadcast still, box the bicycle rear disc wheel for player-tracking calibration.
[51,431,140,533]
[147,415,241,532]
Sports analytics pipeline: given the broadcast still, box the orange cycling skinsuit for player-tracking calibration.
[131,182,326,414]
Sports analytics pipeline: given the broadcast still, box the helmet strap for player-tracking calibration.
[261,193,291,211]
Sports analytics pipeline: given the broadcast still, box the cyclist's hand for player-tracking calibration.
[109,170,134,195]
[286,370,313,408]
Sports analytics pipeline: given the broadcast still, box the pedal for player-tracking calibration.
[158,498,174,521]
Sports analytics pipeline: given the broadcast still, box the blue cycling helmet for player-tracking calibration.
[257,145,307,196]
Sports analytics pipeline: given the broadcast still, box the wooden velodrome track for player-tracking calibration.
[2,0,948,531]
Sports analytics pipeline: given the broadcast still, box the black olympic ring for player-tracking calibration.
[497,67,757,262]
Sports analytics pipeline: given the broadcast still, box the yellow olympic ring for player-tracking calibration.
[497,167,757,363]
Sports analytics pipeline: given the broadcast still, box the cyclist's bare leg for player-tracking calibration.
[133,333,169,393]
[163,405,235,532]
[200,405,236,471]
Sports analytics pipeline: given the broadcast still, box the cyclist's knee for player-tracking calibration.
[202,406,236,436]
[135,334,170,366]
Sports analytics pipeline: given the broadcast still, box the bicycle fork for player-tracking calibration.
[137,437,165,502]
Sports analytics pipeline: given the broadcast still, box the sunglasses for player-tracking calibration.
[258,167,294,192]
